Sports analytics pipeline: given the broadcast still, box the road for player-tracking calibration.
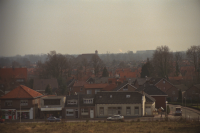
[168,104,200,120]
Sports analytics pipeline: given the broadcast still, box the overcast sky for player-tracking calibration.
[0,0,200,56]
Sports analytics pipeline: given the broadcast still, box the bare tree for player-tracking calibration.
[82,58,88,75]
[186,45,200,72]
[91,54,104,77]
[174,52,182,76]
[152,46,173,78]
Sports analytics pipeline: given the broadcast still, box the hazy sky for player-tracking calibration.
[0,0,200,56]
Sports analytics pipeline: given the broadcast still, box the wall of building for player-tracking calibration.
[95,104,142,117]
[152,96,166,110]
[155,79,173,92]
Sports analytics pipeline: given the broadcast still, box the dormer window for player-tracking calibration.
[110,95,112,98]
[126,95,130,98]
[83,98,93,104]
[67,100,77,105]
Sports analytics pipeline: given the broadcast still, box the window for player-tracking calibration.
[87,90,92,94]
[163,81,165,83]
[95,89,100,94]
[16,79,24,82]
[108,107,122,115]
[81,108,88,113]
[80,88,83,91]
[83,98,93,104]
[5,100,12,106]
[67,100,77,105]
[66,109,74,116]
[126,95,130,98]
[21,100,28,106]
[99,107,104,115]
[44,99,60,105]
[110,95,112,98]
[126,107,131,115]
[134,107,139,115]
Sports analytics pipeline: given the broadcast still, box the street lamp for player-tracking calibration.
[184,97,186,119]
[166,101,168,116]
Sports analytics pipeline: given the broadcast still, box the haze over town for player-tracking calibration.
[1,0,200,56]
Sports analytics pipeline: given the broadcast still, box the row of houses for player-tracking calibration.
[0,85,158,120]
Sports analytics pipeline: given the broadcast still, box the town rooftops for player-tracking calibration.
[0,68,27,80]
[112,81,137,91]
[73,81,87,87]
[84,83,109,89]
[0,85,43,99]
[95,91,155,104]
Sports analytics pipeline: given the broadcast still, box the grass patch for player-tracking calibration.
[0,121,200,133]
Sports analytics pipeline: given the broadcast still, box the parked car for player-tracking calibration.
[0,118,5,123]
[175,107,182,116]
[47,117,61,122]
[107,115,124,121]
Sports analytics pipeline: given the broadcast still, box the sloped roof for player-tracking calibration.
[137,85,167,96]
[73,81,87,87]
[0,85,43,99]
[112,81,137,91]
[174,84,188,91]
[84,83,109,89]
[0,68,27,80]
[194,84,200,89]
[135,77,152,85]
[95,91,155,104]
[94,77,109,83]
[33,78,58,91]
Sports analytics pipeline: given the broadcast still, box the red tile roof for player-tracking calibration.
[0,85,43,99]
[73,81,88,87]
[102,84,117,91]
[0,68,27,80]
[84,83,109,89]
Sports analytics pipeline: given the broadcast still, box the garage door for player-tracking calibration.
[145,106,151,116]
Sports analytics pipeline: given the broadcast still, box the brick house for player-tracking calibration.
[0,68,28,94]
[95,91,155,117]
[64,95,79,119]
[0,85,43,120]
[137,85,168,110]
[185,84,200,101]
[148,78,174,93]
[79,94,95,118]
[166,86,179,102]
[72,81,88,94]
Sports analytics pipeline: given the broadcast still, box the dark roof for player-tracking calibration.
[137,85,167,96]
[135,77,152,86]
[95,91,155,104]
[148,77,162,85]
[112,81,137,91]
